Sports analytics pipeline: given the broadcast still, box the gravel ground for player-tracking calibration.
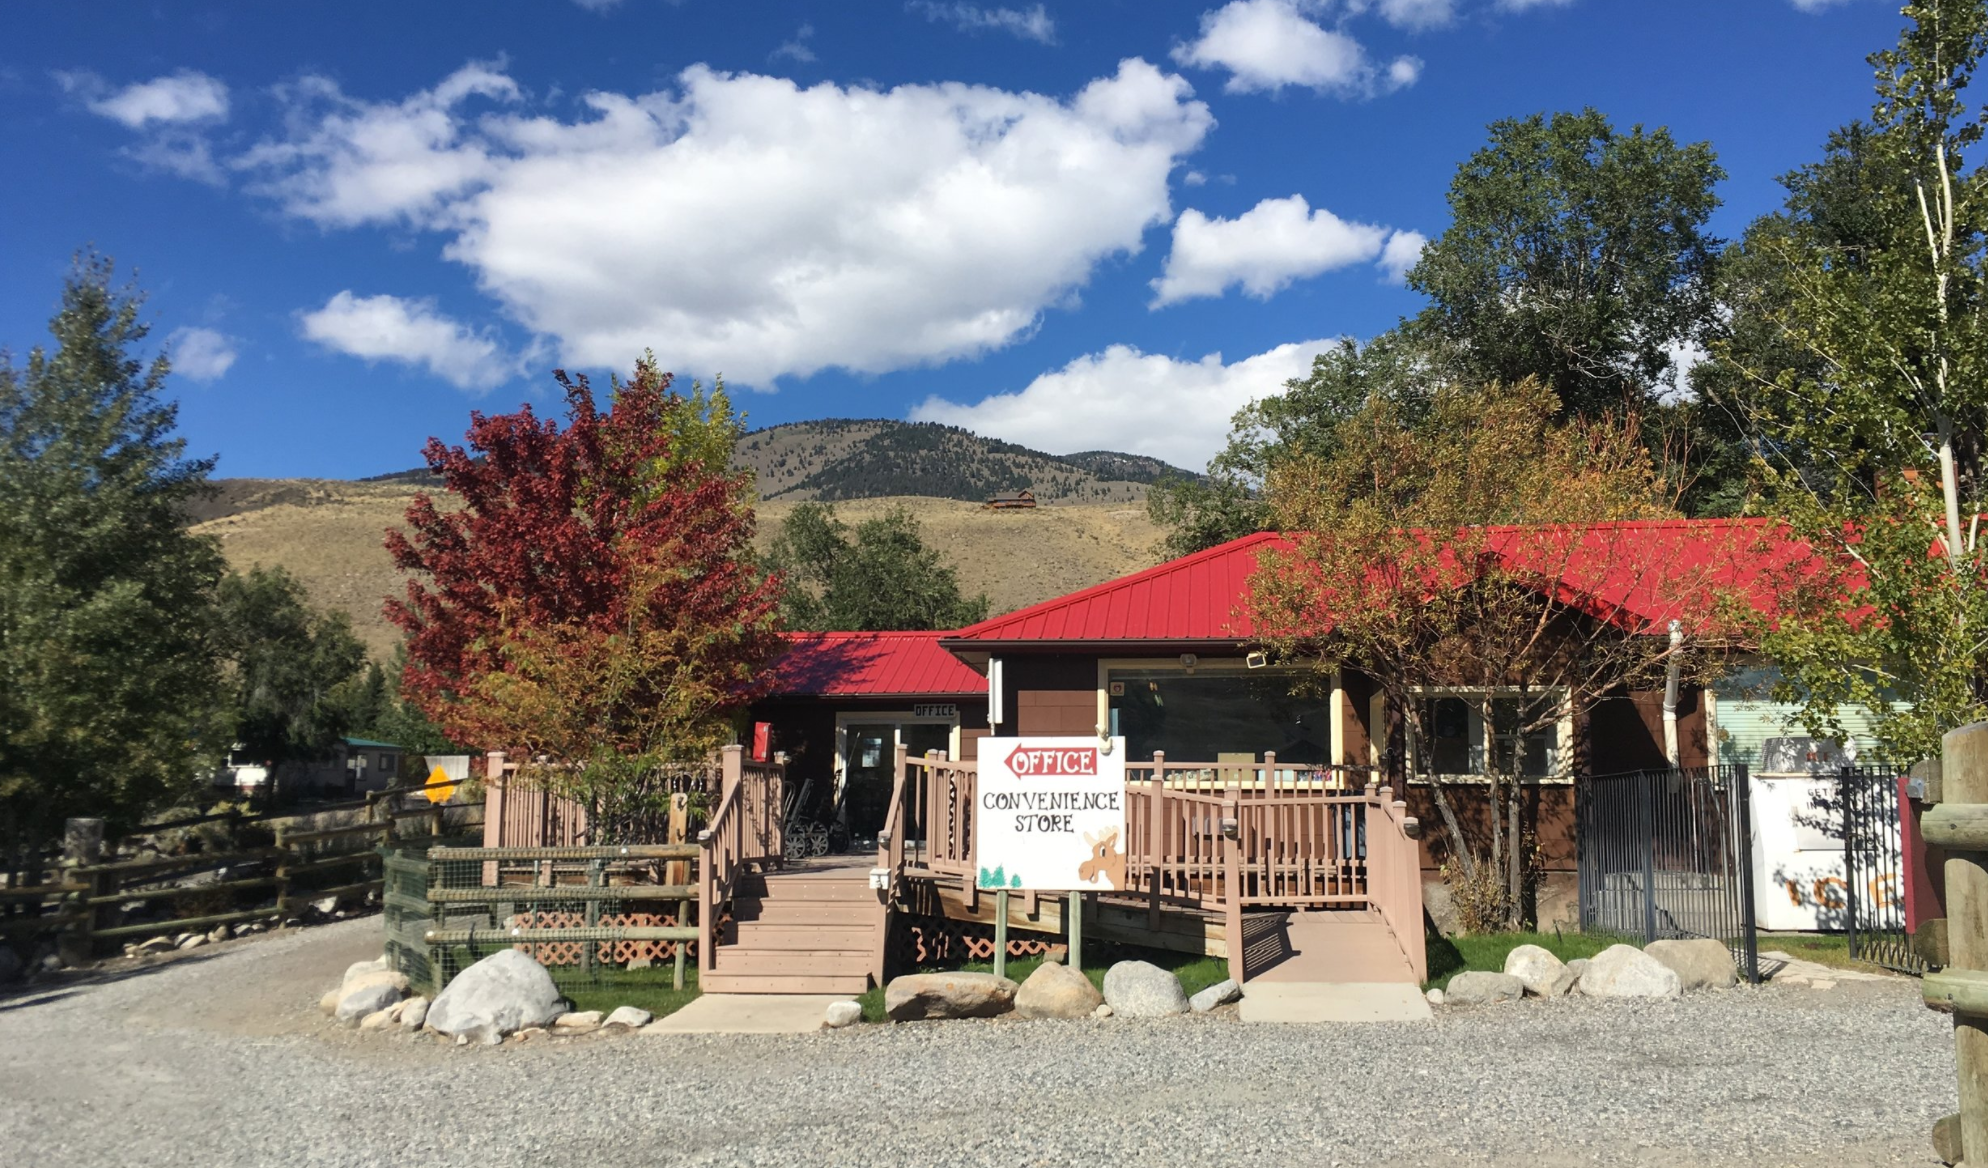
[0,918,1959,1168]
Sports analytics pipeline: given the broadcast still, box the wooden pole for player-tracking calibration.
[1945,722,1988,1165]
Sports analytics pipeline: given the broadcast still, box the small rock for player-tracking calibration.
[177,935,207,951]
[342,959,382,987]
[312,896,340,915]
[625,957,655,971]
[1092,1003,1113,1019]
[1188,978,1242,1013]
[122,943,139,959]
[1446,971,1525,1005]
[206,925,231,945]
[824,1000,863,1028]
[455,1034,470,1046]
[173,932,195,947]
[1101,961,1190,1018]
[400,997,430,1031]
[38,953,63,972]
[1504,944,1576,998]
[137,936,176,955]
[359,1008,397,1032]
[282,918,302,929]
[319,990,342,1015]
[512,1027,548,1043]
[336,979,403,1025]
[1015,961,1105,1019]
[551,1010,603,1034]
[1426,988,1446,1005]
[603,1005,652,1029]
[884,971,1019,1021]
[1644,938,1737,992]
[1578,944,1682,1000]
[232,923,258,938]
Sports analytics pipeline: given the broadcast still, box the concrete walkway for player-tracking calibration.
[642,993,853,1034]
[1238,982,1433,1023]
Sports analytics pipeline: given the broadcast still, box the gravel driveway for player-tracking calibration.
[0,918,1958,1168]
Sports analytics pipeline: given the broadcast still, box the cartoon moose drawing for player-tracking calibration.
[1078,828,1126,890]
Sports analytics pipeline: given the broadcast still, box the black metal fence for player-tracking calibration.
[1577,765,1759,983]
[1840,765,1928,975]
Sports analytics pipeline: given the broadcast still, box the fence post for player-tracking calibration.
[1734,765,1759,984]
[273,825,293,929]
[1843,766,1862,962]
[1938,723,1988,1165]
[1641,772,1658,945]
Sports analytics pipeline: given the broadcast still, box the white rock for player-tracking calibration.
[1503,944,1577,997]
[359,1008,397,1032]
[177,935,207,951]
[1092,1004,1113,1019]
[1101,961,1189,1018]
[399,997,430,1031]
[1188,979,1242,1013]
[884,972,1018,1021]
[552,1010,603,1033]
[311,896,340,915]
[425,950,566,1045]
[1578,944,1682,1000]
[1015,962,1105,1019]
[603,1005,653,1029]
[823,1000,863,1028]
[206,925,231,945]
[137,936,176,955]
[336,979,403,1025]
[1446,971,1525,1005]
[1426,988,1446,1005]
[1643,939,1737,991]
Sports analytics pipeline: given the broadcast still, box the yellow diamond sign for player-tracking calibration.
[424,764,457,804]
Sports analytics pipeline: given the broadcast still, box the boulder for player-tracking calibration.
[1503,945,1577,998]
[823,1000,863,1029]
[884,972,1019,1021]
[1188,979,1242,1014]
[1015,961,1105,1019]
[1565,958,1590,983]
[177,935,207,951]
[343,958,387,987]
[1445,971,1525,1005]
[335,979,403,1025]
[1643,939,1737,991]
[1578,944,1682,1000]
[1101,961,1190,1018]
[603,1005,652,1030]
[551,1010,603,1034]
[425,950,567,1044]
[206,925,231,945]
[137,936,176,956]
[399,997,430,1031]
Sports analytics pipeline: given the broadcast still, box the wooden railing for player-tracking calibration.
[696,746,785,978]
[890,749,1427,983]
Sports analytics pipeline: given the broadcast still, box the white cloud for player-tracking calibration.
[1350,0,1457,30]
[1495,0,1577,10]
[234,63,522,228]
[168,327,238,382]
[912,338,1336,469]
[771,24,818,64]
[1376,228,1426,284]
[908,2,1057,44]
[1171,0,1421,97]
[1152,194,1405,305]
[240,59,1212,386]
[80,70,230,128]
[299,291,516,391]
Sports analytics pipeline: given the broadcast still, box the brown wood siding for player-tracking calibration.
[1339,670,1373,766]
[999,655,1101,737]
[1588,685,1708,774]
[1404,783,1576,875]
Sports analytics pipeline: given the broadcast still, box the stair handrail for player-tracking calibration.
[698,746,785,978]
[1365,784,1428,982]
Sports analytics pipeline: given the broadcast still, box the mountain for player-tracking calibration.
[734,420,1189,504]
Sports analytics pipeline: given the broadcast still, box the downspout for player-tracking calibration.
[1662,620,1684,768]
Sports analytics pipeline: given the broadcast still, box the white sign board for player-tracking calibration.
[975,736,1127,892]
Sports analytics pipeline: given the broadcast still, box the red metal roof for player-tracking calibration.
[770,631,988,697]
[944,520,1809,647]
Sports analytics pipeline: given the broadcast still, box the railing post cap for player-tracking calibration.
[721,743,744,755]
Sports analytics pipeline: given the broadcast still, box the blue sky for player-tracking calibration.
[0,0,1905,479]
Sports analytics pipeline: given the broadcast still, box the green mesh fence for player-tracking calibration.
[389,844,703,999]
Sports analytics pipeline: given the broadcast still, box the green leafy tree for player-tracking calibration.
[214,566,367,782]
[0,255,228,858]
[769,503,990,630]
[1714,1,1988,762]
[1153,109,1733,554]
[333,649,468,760]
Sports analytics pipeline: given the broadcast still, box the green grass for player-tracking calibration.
[856,945,1232,1022]
[559,963,702,1020]
[1423,930,1620,991]
[1756,932,1856,970]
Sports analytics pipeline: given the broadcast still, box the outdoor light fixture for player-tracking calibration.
[1180,653,1198,673]
[1245,651,1268,670]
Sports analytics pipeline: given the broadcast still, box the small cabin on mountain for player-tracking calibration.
[984,489,1036,510]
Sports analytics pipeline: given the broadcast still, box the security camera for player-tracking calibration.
[1245,651,1268,670]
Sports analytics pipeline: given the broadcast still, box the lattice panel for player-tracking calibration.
[512,910,712,966]
[898,916,1056,967]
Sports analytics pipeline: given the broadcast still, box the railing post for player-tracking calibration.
[720,743,743,809]
[482,751,507,851]
[1149,752,1165,930]
[1222,796,1242,986]
[1937,724,1988,1164]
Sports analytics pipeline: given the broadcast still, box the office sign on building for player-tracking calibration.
[975,736,1126,892]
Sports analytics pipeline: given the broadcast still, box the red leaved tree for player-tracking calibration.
[385,359,784,799]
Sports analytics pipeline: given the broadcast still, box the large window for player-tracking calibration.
[1412,690,1565,779]
[1108,669,1331,764]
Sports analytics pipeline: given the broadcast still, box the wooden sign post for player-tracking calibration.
[1922,723,1988,1164]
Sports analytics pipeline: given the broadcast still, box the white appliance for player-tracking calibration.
[1749,737,1851,931]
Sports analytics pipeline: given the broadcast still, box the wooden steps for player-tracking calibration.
[706,862,880,995]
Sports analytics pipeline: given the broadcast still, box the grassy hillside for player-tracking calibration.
[192,480,1166,661]
[735,419,1184,504]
